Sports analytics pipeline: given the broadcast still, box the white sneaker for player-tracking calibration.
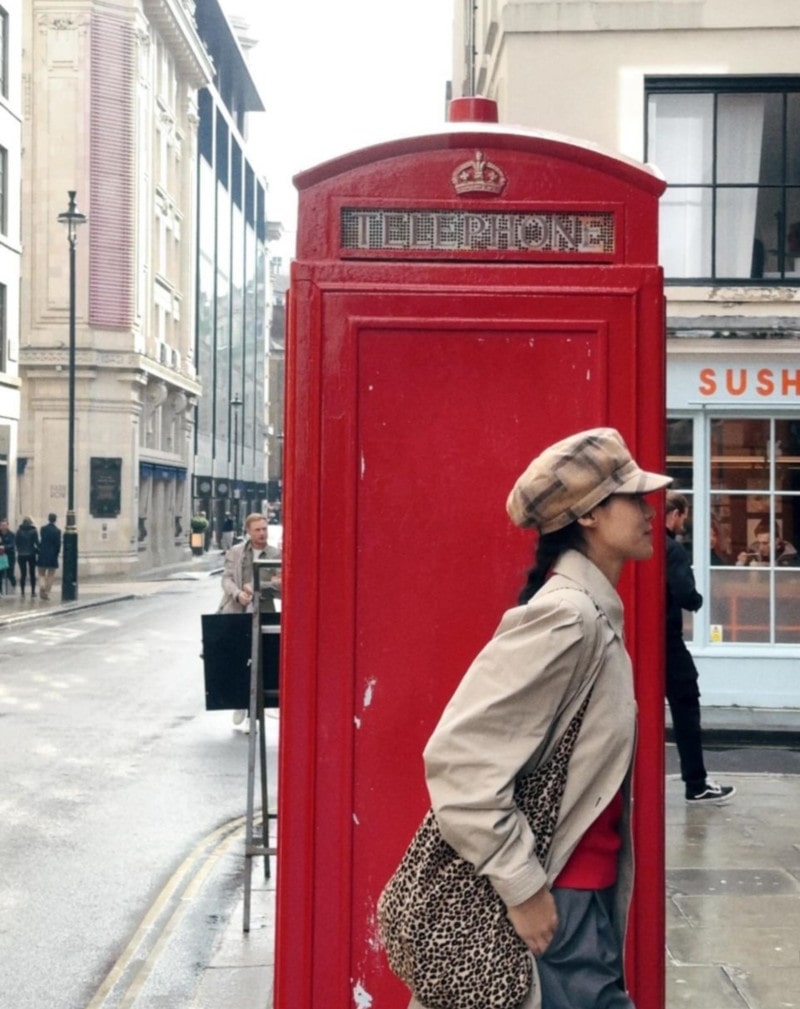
[232,709,247,725]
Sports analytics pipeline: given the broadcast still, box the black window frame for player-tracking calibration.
[646,75,800,286]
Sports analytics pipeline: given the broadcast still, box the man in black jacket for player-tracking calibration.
[666,492,735,805]
[37,513,62,601]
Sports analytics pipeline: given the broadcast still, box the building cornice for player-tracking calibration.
[503,1,800,34]
[141,0,213,88]
[19,347,203,396]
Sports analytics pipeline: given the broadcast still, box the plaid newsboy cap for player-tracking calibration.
[506,427,672,534]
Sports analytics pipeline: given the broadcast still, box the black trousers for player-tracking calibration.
[666,638,707,791]
[18,556,36,592]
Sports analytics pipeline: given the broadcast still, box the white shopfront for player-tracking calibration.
[667,344,800,709]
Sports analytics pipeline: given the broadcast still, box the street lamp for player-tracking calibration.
[231,393,243,534]
[57,191,87,602]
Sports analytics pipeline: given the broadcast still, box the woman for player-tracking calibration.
[15,516,40,599]
[414,427,670,1009]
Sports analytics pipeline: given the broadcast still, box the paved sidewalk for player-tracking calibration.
[183,771,800,1009]
[188,845,276,1009]
[0,551,224,628]
[183,624,800,1009]
[665,772,800,1008]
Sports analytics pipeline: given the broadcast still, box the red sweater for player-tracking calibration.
[553,791,623,890]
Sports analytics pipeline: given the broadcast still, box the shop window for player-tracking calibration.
[707,418,800,644]
[668,416,800,645]
[666,418,696,639]
[646,77,800,283]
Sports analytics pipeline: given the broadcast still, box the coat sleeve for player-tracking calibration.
[666,538,703,612]
[218,546,242,611]
[422,595,596,908]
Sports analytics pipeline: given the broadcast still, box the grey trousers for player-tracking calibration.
[407,887,633,1009]
[536,887,634,1009]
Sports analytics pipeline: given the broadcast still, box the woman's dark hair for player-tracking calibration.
[517,521,587,604]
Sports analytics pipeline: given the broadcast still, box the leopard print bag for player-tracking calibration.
[377,686,594,1009]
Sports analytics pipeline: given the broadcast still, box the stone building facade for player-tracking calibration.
[20,0,211,574]
[451,1,800,708]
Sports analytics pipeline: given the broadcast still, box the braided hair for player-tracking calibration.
[517,521,587,604]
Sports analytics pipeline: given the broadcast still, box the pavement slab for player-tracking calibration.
[665,773,800,1008]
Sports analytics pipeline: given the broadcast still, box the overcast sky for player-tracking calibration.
[220,1,454,260]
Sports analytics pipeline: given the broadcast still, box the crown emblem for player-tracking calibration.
[452,150,507,196]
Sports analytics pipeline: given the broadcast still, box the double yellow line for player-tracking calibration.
[85,814,256,1009]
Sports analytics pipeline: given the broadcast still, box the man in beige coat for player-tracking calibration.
[218,512,280,614]
[217,512,281,727]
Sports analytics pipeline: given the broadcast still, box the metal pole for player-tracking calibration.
[62,194,79,602]
[232,394,242,534]
[233,407,239,533]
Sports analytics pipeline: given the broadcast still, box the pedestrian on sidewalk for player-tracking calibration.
[221,512,235,553]
[15,516,40,599]
[0,518,16,591]
[0,544,9,594]
[37,513,62,601]
[665,492,735,805]
[392,428,671,1009]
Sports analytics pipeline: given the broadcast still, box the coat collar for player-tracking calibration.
[550,549,625,639]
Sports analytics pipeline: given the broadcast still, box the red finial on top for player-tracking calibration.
[448,97,499,123]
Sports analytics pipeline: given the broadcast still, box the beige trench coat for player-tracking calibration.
[410,549,637,1009]
[217,540,281,613]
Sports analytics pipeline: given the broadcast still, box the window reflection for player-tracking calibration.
[710,418,769,488]
[776,571,800,644]
[709,568,770,643]
[686,416,800,645]
[666,417,693,489]
[709,568,800,644]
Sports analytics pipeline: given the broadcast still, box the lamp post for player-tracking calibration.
[231,393,243,534]
[57,191,87,602]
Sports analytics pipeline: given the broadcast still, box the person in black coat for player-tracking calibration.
[37,513,62,601]
[665,492,735,805]
[0,518,17,589]
[15,517,40,598]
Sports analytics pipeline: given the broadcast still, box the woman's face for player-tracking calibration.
[590,493,657,562]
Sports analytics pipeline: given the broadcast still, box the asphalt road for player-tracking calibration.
[0,575,259,1009]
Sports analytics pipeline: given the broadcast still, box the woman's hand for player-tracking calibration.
[507,886,558,957]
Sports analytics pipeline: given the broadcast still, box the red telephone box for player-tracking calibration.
[277,99,668,1009]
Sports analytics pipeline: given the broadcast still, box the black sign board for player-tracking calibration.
[200,612,280,709]
[90,457,122,518]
